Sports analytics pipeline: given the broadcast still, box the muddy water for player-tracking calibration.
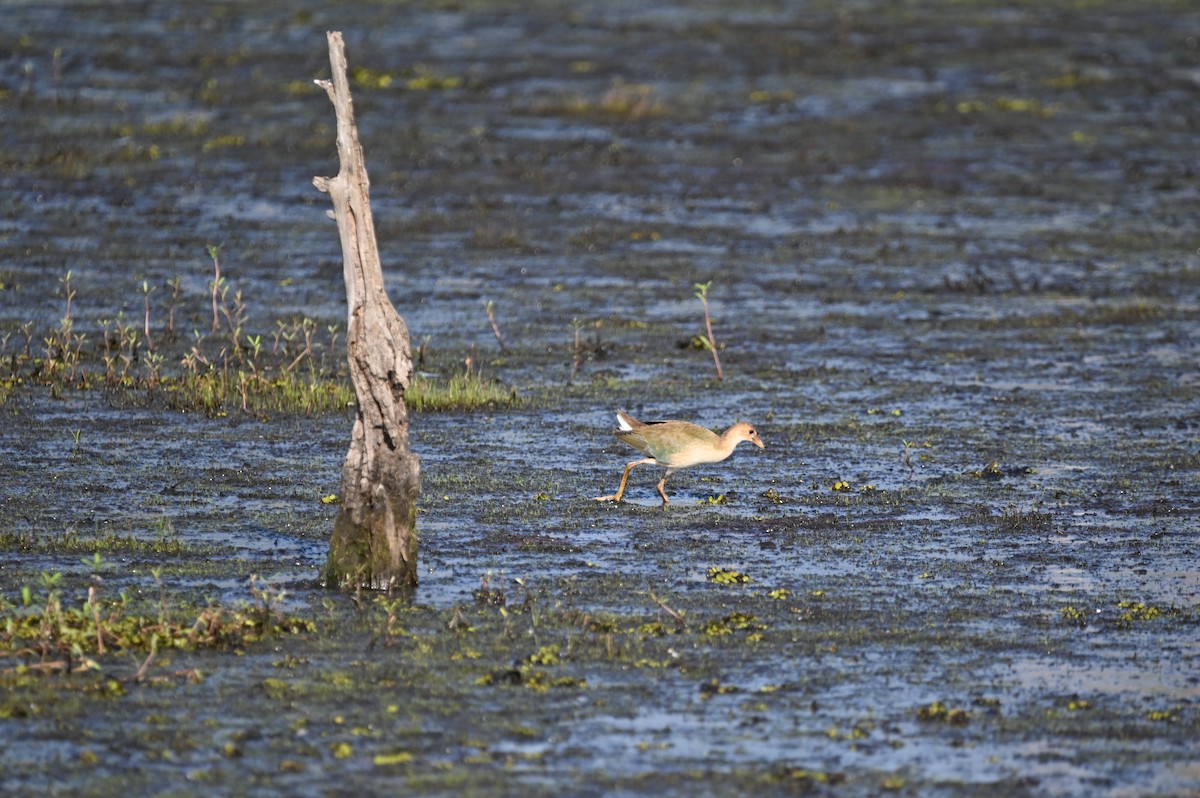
[2,1,1199,796]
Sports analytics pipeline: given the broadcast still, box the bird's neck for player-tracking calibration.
[718,429,741,455]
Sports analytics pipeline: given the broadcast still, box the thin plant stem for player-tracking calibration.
[567,318,583,385]
[485,300,506,351]
[207,244,222,333]
[694,281,724,381]
[142,280,155,351]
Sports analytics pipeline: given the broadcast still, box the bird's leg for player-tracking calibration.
[594,458,654,502]
[655,469,675,506]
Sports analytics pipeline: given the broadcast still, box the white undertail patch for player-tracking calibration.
[616,412,633,431]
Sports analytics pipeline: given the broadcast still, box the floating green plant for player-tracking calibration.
[1060,605,1087,626]
[201,134,245,152]
[404,66,463,91]
[916,700,971,725]
[1116,600,1164,627]
[706,566,750,585]
[374,751,416,766]
[769,768,846,787]
[526,644,561,666]
[701,611,764,637]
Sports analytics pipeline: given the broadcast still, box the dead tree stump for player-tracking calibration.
[313,31,419,592]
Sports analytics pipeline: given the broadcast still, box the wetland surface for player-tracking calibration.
[1,1,1198,795]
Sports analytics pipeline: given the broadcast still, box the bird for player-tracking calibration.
[593,409,765,505]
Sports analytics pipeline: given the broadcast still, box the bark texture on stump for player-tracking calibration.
[313,31,419,591]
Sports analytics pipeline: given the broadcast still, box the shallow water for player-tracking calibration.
[2,0,1199,795]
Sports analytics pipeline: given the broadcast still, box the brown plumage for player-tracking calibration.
[594,409,765,505]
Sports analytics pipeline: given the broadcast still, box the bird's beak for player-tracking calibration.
[754,437,765,449]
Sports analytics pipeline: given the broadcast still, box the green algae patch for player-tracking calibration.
[706,566,751,585]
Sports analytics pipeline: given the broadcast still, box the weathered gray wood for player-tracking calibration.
[313,31,419,592]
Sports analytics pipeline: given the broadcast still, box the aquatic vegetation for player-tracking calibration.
[526,644,561,666]
[404,69,463,91]
[759,487,787,504]
[0,526,213,558]
[473,571,508,607]
[692,280,724,381]
[1060,605,1088,626]
[916,700,971,725]
[1,1,1197,794]
[168,367,355,416]
[768,768,847,787]
[698,678,741,697]
[350,63,463,91]
[552,79,667,120]
[484,300,505,351]
[476,641,587,691]
[351,65,394,89]
[1060,600,1188,633]
[536,78,663,120]
[201,134,246,153]
[1116,600,1165,628]
[996,506,1054,533]
[0,261,517,415]
[0,263,350,414]
[408,369,519,412]
[952,96,1059,117]
[701,611,764,637]
[465,225,533,252]
[597,80,661,118]
[374,751,416,766]
[0,572,315,684]
[748,89,796,104]
[707,566,750,585]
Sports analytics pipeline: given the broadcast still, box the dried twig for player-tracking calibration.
[88,586,106,655]
[567,318,583,385]
[649,590,686,626]
[485,300,506,351]
[130,634,158,683]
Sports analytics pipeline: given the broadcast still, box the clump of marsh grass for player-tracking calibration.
[533,78,663,120]
[407,368,518,412]
[0,247,520,415]
[0,253,344,415]
[0,569,315,681]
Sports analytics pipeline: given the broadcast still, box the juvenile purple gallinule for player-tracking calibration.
[594,409,765,505]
